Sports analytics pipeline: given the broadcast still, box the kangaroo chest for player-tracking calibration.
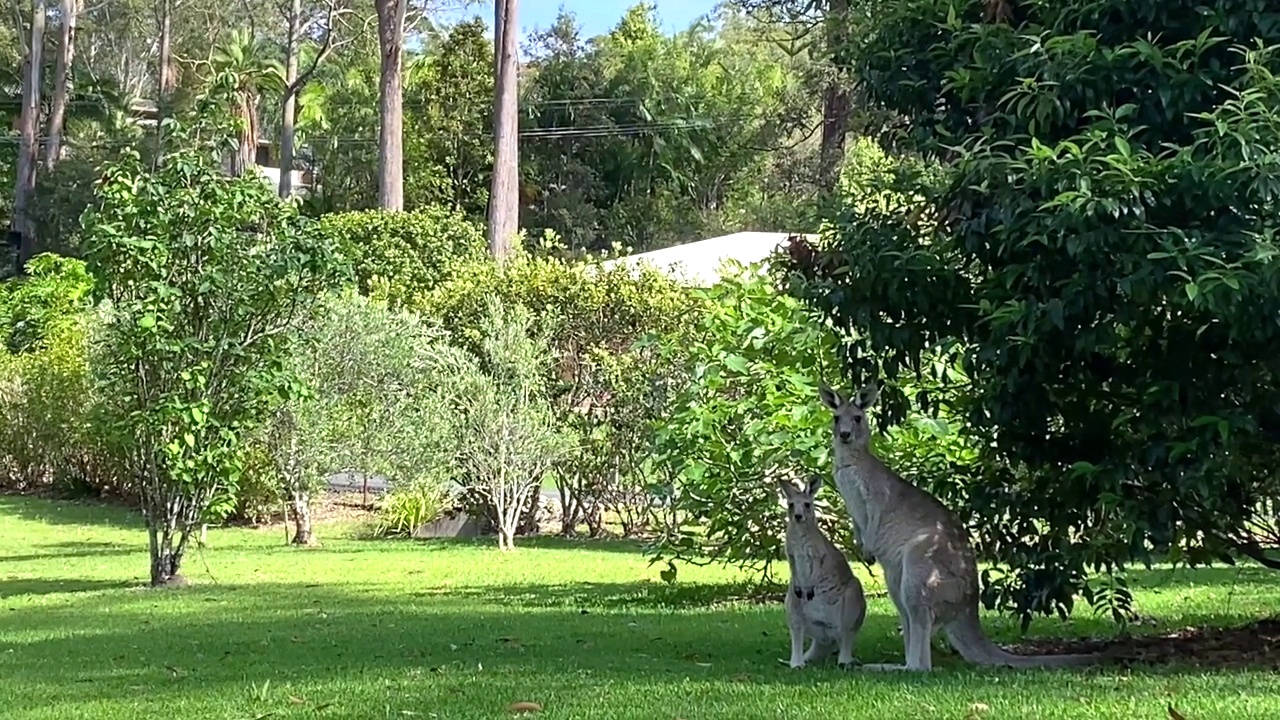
[833,466,874,536]
[788,541,827,587]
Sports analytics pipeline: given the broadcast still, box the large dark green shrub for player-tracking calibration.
[318,208,486,309]
[780,0,1280,627]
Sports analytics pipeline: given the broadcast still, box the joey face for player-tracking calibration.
[778,476,823,524]
[818,382,878,450]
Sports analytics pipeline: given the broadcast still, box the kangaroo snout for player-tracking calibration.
[837,430,851,442]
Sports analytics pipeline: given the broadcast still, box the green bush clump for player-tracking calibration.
[0,254,114,495]
[318,208,487,309]
[374,482,455,538]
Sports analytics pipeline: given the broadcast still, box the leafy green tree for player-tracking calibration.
[520,5,802,253]
[80,99,345,586]
[781,0,1280,627]
[648,262,855,581]
[404,17,493,216]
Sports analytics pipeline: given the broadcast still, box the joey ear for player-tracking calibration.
[854,381,879,409]
[775,479,792,501]
[806,475,823,498]
[818,383,843,411]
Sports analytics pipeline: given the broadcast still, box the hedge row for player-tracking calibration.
[0,210,702,540]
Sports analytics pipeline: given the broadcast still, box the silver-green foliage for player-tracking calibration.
[453,297,573,550]
[267,288,474,542]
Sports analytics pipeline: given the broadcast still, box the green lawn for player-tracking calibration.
[2,495,1279,720]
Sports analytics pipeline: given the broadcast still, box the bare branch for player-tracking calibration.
[290,1,354,94]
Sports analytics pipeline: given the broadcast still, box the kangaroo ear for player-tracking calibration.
[854,381,879,409]
[775,479,792,501]
[818,384,843,411]
[806,475,824,497]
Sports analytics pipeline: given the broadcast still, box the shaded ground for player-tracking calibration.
[1012,616,1280,670]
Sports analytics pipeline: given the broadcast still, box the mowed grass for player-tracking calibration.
[2,495,1279,720]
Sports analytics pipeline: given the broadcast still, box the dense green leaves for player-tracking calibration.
[318,208,486,308]
[648,262,855,580]
[783,0,1280,627]
[422,247,697,537]
[80,113,347,585]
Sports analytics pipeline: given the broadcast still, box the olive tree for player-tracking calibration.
[454,297,572,550]
[267,288,473,544]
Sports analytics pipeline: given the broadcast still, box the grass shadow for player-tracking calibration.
[0,494,141,529]
[0,577,134,597]
[0,580,1271,715]
[2,540,141,563]
[409,579,777,611]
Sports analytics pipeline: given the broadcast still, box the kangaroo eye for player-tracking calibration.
[804,502,811,509]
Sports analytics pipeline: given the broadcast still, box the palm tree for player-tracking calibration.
[211,29,285,177]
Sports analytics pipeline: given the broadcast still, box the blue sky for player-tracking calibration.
[440,0,724,42]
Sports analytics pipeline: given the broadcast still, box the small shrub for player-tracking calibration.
[374,481,455,537]
[0,254,104,493]
[422,249,696,537]
[453,297,572,550]
[268,289,473,544]
[318,208,486,309]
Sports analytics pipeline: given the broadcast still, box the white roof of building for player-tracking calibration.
[600,231,816,287]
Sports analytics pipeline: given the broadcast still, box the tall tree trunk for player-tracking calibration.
[817,0,853,192]
[154,0,173,159]
[375,0,406,211]
[13,0,46,273]
[230,96,257,177]
[157,0,174,97]
[487,0,519,261]
[278,0,301,198]
[44,0,78,172]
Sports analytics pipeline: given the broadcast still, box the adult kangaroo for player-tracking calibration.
[819,382,1099,671]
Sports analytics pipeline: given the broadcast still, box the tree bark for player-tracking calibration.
[153,0,173,161]
[13,0,45,272]
[817,0,853,192]
[147,518,189,587]
[290,489,315,545]
[375,0,406,211]
[44,0,78,172]
[279,0,300,197]
[157,0,174,99]
[486,0,519,261]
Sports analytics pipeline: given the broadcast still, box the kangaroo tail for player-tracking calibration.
[942,606,1099,669]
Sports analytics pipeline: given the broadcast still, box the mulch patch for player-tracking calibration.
[1008,616,1280,669]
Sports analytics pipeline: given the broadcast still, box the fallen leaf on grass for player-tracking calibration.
[508,701,543,713]
[965,702,990,719]
[165,665,183,677]
[1169,705,1188,720]
[288,695,306,705]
